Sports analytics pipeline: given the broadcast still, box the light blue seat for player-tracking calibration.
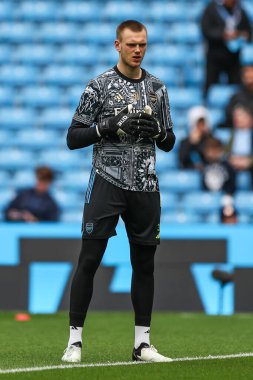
[60,2,101,21]
[0,149,35,169]
[235,192,253,215]
[146,2,186,21]
[160,192,178,211]
[56,45,97,65]
[0,87,13,106]
[213,128,231,144]
[0,108,36,129]
[147,66,180,87]
[208,85,238,108]
[0,22,35,43]
[243,1,253,22]
[39,108,73,129]
[15,130,61,149]
[184,65,204,86]
[167,23,202,44]
[236,171,252,190]
[11,171,35,189]
[37,23,80,43]
[102,2,143,21]
[182,191,222,215]
[16,1,58,21]
[161,210,202,224]
[0,171,12,188]
[56,170,91,191]
[98,47,120,65]
[38,149,85,170]
[61,210,83,223]
[0,130,11,147]
[0,45,12,63]
[13,45,55,65]
[0,189,15,211]
[159,170,201,192]
[0,65,38,85]
[168,88,202,109]
[64,85,85,108]
[0,2,12,21]
[17,87,62,107]
[42,66,83,86]
[209,108,225,128]
[156,150,178,171]
[146,45,187,66]
[241,43,253,66]
[81,23,115,44]
[51,190,83,211]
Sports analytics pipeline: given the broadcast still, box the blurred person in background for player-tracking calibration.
[201,0,252,98]
[179,106,212,169]
[226,105,253,186]
[223,63,253,127]
[4,166,60,222]
[202,136,236,194]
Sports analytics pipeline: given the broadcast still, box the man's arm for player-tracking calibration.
[67,119,101,150]
[156,87,176,152]
[201,4,225,42]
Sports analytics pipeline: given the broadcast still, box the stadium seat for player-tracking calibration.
[146,45,188,66]
[160,192,178,211]
[60,2,101,21]
[56,170,91,191]
[161,210,202,224]
[0,189,15,212]
[56,45,97,65]
[167,23,202,44]
[81,23,116,44]
[208,85,238,108]
[0,45,12,63]
[11,170,35,189]
[146,2,186,22]
[0,130,12,147]
[0,2,12,21]
[236,171,252,190]
[51,190,83,211]
[146,66,181,87]
[235,192,253,215]
[15,130,62,149]
[184,65,204,86]
[42,66,85,86]
[13,45,56,65]
[17,87,62,108]
[0,108,36,129]
[102,1,143,21]
[0,22,36,43]
[168,88,202,109]
[213,128,231,144]
[0,150,36,169]
[159,170,201,192]
[37,23,82,44]
[0,87,14,106]
[16,1,59,21]
[182,191,222,215]
[241,43,253,66]
[0,171,12,188]
[61,210,83,223]
[39,108,73,129]
[0,65,38,85]
[38,149,85,170]
[156,150,178,171]
[209,108,225,128]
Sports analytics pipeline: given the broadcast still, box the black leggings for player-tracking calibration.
[69,239,156,327]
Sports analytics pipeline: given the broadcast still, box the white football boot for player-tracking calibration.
[61,342,82,363]
[132,343,173,362]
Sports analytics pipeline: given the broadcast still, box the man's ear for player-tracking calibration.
[115,39,121,52]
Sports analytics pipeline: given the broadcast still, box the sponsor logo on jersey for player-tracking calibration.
[85,222,94,234]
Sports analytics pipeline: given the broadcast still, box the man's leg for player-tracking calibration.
[130,242,156,348]
[62,238,108,362]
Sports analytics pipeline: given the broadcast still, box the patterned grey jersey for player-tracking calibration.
[73,66,173,192]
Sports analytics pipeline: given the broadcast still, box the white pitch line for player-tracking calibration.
[0,353,253,374]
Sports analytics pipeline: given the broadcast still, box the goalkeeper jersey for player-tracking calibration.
[73,65,173,192]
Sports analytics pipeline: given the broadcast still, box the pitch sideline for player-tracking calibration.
[0,352,253,374]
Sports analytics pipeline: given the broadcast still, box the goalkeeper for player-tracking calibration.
[62,20,176,363]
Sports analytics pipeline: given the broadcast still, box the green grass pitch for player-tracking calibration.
[0,312,253,379]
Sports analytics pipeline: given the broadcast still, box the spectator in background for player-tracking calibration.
[5,166,60,222]
[223,63,253,128]
[201,0,252,98]
[202,136,236,194]
[179,106,212,169]
[226,105,253,186]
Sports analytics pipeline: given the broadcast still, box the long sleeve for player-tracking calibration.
[156,86,175,152]
[67,119,101,150]
[201,3,225,42]
[156,130,176,152]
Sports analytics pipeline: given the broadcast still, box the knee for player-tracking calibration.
[78,255,100,276]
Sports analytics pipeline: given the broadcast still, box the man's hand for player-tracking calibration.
[97,105,162,138]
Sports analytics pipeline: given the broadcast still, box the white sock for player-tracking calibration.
[68,326,83,346]
[134,326,150,349]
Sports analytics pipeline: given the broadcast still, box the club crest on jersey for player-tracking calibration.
[149,92,157,104]
[85,222,93,234]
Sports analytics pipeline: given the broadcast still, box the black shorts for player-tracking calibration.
[82,171,161,245]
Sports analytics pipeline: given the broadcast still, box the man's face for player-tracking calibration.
[242,66,253,91]
[115,28,147,69]
[223,0,237,8]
